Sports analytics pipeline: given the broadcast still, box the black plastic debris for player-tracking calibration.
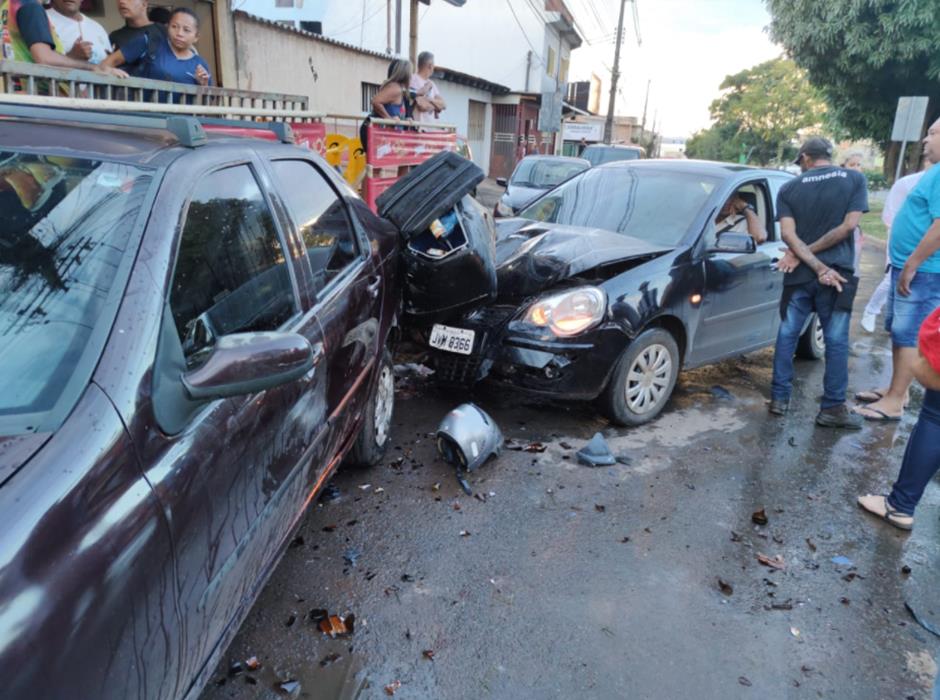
[577,432,617,467]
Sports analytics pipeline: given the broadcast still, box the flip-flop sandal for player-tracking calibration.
[854,390,885,403]
[858,495,913,530]
[854,406,902,422]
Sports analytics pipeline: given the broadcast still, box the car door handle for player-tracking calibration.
[366,275,382,297]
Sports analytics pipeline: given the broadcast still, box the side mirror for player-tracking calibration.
[711,232,756,255]
[496,177,508,188]
[181,332,317,401]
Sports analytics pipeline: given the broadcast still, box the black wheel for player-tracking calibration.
[602,328,680,426]
[347,348,395,467]
[796,313,825,360]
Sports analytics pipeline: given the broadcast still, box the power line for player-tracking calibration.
[506,0,546,69]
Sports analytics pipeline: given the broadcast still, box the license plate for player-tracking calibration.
[429,324,476,355]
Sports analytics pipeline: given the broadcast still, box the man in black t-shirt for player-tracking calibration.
[109,0,166,77]
[769,137,868,429]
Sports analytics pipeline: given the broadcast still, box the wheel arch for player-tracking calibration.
[643,314,688,367]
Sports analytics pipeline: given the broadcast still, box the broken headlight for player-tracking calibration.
[522,286,607,337]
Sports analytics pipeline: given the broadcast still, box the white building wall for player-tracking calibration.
[237,0,571,93]
[434,81,493,174]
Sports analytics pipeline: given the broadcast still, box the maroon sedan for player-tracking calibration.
[0,107,400,699]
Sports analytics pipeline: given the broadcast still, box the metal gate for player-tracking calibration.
[489,103,517,179]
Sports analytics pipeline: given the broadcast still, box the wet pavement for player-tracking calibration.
[201,243,940,699]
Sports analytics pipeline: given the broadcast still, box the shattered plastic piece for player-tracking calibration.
[343,548,362,567]
[717,578,734,596]
[228,661,244,677]
[615,454,632,465]
[576,432,617,467]
[278,680,300,696]
[438,403,503,494]
[559,441,574,450]
[805,538,817,552]
[244,656,261,671]
[320,653,342,667]
[738,676,752,687]
[459,530,471,537]
[358,484,372,491]
[385,680,402,696]
[710,385,733,400]
[901,565,912,575]
[595,504,606,513]
[317,612,355,638]
[831,555,853,567]
[751,508,769,526]
[422,649,435,661]
[757,553,786,570]
[790,626,800,638]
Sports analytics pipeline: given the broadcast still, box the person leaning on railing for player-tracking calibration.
[1,0,126,77]
[100,7,210,101]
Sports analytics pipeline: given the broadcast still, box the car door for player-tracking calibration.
[692,178,780,362]
[135,161,329,695]
[267,157,381,460]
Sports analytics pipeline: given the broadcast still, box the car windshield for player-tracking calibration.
[511,159,588,188]
[0,151,153,431]
[518,166,718,247]
[582,146,642,166]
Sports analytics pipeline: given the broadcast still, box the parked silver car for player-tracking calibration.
[494,155,590,217]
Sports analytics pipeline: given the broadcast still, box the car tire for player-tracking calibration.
[796,313,825,360]
[602,328,680,426]
[347,348,395,467]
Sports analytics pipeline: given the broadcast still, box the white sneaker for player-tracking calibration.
[860,312,876,333]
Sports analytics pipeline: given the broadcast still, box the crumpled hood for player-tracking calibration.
[494,221,672,298]
[0,433,52,488]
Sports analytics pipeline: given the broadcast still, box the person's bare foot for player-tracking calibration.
[853,397,905,420]
[853,388,910,407]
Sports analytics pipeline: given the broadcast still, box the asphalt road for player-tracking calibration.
[201,241,940,699]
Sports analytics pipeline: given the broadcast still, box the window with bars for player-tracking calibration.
[361,82,379,113]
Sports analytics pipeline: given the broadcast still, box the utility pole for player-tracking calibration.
[395,0,402,54]
[640,78,650,133]
[603,0,627,144]
[409,0,418,66]
[386,0,393,54]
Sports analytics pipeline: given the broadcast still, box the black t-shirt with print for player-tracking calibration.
[776,165,868,285]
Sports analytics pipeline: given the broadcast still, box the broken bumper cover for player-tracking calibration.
[430,307,628,400]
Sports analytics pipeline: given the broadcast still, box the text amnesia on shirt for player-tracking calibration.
[800,170,849,184]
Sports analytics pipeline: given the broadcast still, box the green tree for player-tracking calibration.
[686,58,824,165]
[766,0,940,170]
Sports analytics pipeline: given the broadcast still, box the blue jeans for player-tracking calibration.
[771,283,850,409]
[884,266,940,347]
[887,389,940,515]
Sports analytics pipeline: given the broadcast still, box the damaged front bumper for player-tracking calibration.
[429,305,628,400]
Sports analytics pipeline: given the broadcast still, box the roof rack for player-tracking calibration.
[0,97,207,147]
[0,94,325,146]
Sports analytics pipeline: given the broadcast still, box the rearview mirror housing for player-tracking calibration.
[181,332,315,401]
[711,232,756,255]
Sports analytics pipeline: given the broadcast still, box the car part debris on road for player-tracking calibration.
[576,432,617,467]
[436,403,503,494]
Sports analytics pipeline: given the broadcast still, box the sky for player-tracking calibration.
[567,0,783,137]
